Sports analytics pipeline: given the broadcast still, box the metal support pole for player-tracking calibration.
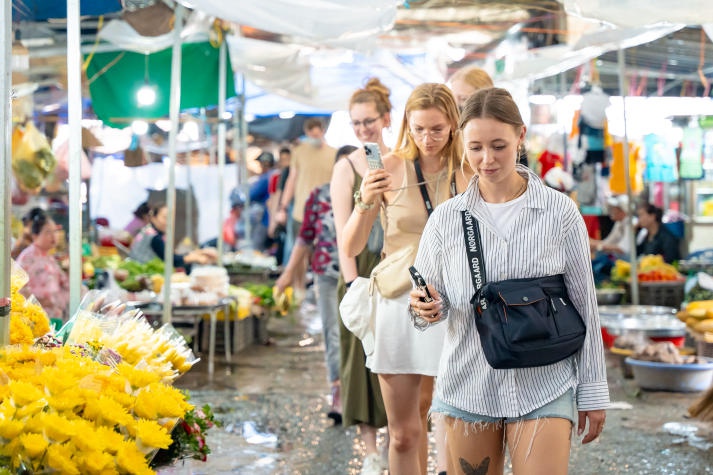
[0,0,12,344]
[162,5,184,324]
[237,74,251,247]
[217,41,227,258]
[67,0,83,313]
[618,48,639,304]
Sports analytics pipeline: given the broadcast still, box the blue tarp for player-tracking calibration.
[12,0,122,22]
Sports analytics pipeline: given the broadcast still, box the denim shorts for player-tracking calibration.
[431,388,576,426]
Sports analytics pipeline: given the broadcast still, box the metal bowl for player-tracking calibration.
[599,304,685,339]
[598,305,677,317]
[596,288,626,305]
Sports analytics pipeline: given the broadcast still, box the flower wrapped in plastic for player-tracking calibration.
[62,291,198,382]
[9,260,52,345]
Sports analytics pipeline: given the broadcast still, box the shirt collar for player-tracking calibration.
[453,165,550,212]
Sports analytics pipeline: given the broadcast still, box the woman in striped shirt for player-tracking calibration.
[410,87,609,474]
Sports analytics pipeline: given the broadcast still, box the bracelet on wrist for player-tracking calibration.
[353,189,374,211]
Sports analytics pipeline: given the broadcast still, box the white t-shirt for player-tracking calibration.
[481,191,528,240]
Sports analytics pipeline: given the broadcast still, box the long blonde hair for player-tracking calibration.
[393,83,463,179]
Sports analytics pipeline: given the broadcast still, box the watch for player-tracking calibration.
[353,190,374,211]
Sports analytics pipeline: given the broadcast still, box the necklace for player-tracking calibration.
[509,178,527,200]
[481,177,527,203]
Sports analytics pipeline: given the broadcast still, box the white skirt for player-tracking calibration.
[366,291,445,376]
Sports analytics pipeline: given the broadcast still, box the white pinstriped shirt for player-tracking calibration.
[415,167,610,417]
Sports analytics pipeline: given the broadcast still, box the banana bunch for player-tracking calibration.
[273,286,294,316]
[676,300,713,335]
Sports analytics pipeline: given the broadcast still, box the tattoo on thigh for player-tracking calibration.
[460,456,490,475]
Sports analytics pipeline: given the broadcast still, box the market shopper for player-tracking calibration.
[268,147,292,266]
[277,119,337,303]
[636,203,681,263]
[448,65,494,111]
[341,83,471,475]
[275,145,357,426]
[448,66,528,171]
[16,210,70,321]
[129,203,217,272]
[331,78,393,474]
[247,151,277,251]
[409,87,609,474]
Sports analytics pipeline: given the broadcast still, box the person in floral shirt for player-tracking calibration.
[275,145,357,424]
[16,211,70,320]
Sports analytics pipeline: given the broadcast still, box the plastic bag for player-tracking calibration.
[60,290,198,382]
[11,122,57,193]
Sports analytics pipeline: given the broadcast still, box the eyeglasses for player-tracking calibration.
[350,116,381,128]
[409,127,449,141]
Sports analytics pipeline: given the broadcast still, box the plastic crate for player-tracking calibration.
[629,281,685,308]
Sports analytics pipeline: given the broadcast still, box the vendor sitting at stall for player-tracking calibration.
[130,202,217,272]
[590,194,635,282]
[11,207,46,259]
[123,201,151,238]
[16,210,70,320]
[636,203,681,263]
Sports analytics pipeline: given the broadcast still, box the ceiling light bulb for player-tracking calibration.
[137,84,157,107]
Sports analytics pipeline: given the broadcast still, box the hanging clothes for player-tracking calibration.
[609,141,643,195]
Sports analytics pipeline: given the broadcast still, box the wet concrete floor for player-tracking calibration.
[168,303,713,474]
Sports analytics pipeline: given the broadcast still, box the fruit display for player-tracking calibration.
[113,258,165,291]
[611,254,685,282]
[676,300,713,336]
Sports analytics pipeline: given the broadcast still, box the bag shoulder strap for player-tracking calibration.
[414,159,434,217]
[461,210,488,309]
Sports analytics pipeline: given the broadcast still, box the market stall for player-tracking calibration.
[7,0,713,468]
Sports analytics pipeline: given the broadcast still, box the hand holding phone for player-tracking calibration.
[409,266,433,303]
[364,143,383,169]
[409,266,438,331]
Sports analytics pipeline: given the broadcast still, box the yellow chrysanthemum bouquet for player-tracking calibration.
[9,260,51,345]
[61,291,199,382]
[0,345,192,474]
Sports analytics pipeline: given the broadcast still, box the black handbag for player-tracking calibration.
[461,210,586,369]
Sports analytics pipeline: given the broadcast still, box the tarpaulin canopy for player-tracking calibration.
[564,0,713,28]
[178,0,401,46]
[85,41,236,128]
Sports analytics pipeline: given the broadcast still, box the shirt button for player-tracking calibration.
[522,296,529,302]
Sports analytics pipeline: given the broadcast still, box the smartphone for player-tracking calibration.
[364,142,383,169]
[409,266,433,303]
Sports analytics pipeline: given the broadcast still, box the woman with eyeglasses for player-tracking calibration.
[16,210,71,321]
[331,77,391,474]
[341,83,472,475]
